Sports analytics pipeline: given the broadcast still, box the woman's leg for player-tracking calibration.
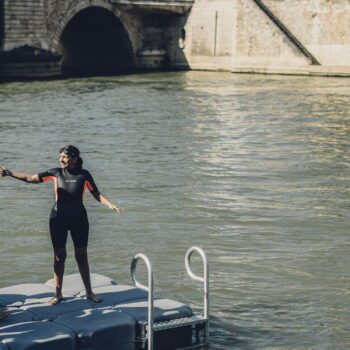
[74,247,102,302]
[74,247,91,293]
[49,216,68,305]
[71,213,103,302]
[52,248,67,303]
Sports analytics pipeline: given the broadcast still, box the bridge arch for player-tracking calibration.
[53,1,136,76]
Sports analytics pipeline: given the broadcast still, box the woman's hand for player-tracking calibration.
[0,168,37,183]
[0,166,10,177]
[92,192,124,214]
[111,205,123,214]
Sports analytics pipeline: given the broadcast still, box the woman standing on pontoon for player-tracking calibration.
[0,145,123,305]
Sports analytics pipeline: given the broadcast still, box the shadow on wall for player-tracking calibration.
[166,11,191,71]
[59,6,135,77]
[136,11,190,72]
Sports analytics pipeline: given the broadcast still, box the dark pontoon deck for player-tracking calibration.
[0,247,209,350]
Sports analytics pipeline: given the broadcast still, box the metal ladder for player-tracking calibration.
[130,246,209,350]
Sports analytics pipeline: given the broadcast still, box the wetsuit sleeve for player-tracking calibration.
[37,168,58,183]
[85,171,99,194]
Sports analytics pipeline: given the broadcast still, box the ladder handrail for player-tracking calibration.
[185,246,209,344]
[131,253,154,350]
[252,0,320,65]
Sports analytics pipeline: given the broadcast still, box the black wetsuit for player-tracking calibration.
[38,168,99,249]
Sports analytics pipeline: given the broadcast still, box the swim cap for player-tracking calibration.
[59,145,80,158]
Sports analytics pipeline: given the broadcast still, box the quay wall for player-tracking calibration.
[2,0,350,78]
[2,0,47,51]
[171,0,350,73]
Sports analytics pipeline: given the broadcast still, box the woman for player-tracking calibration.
[0,145,123,305]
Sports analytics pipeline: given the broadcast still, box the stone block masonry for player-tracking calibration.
[172,0,350,76]
[3,0,47,51]
[0,0,194,79]
[2,0,350,79]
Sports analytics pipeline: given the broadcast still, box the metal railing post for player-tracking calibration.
[185,246,209,345]
[131,253,154,350]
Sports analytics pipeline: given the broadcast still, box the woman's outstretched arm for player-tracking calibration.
[91,191,123,214]
[0,166,39,183]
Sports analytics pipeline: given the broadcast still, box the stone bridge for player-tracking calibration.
[0,0,194,77]
[2,0,350,79]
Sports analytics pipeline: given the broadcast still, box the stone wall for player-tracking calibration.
[262,0,350,66]
[0,0,182,78]
[170,0,237,70]
[3,0,350,79]
[3,0,47,51]
[176,0,309,70]
[178,0,350,71]
[44,0,144,55]
[234,0,308,67]
[0,2,4,49]
[0,0,61,78]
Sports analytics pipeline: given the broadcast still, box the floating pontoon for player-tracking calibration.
[0,247,209,350]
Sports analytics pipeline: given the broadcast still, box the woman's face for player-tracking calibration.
[59,152,77,170]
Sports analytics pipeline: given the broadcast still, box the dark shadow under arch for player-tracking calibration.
[60,6,135,77]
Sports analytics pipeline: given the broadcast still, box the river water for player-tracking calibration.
[0,72,349,349]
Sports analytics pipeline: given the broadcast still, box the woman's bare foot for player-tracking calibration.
[86,292,103,303]
[49,295,63,305]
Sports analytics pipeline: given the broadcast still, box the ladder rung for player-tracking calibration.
[143,315,207,332]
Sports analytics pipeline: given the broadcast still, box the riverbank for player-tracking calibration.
[4,64,350,83]
[231,65,350,77]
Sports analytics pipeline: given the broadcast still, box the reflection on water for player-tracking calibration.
[0,72,349,349]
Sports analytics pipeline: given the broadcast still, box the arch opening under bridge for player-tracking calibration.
[59,6,135,77]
